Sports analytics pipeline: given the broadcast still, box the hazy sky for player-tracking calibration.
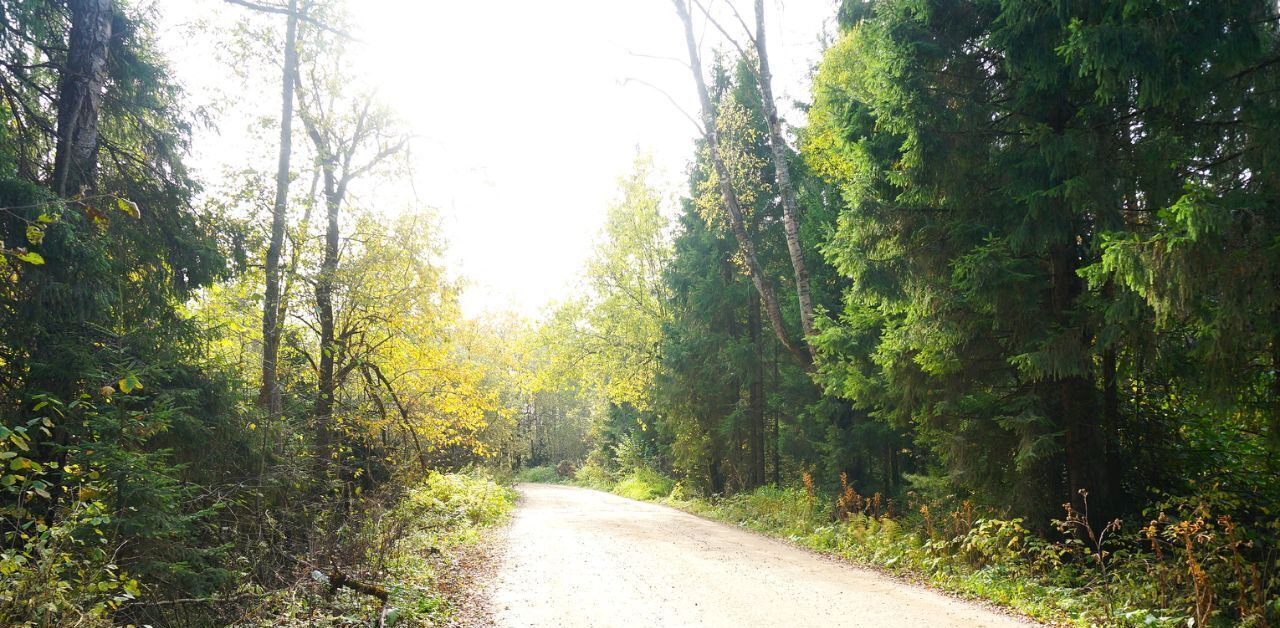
[157,0,836,318]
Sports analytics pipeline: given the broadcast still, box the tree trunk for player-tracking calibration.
[52,0,112,195]
[748,286,765,488]
[295,72,404,490]
[260,0,298,416]
[1102,345,1122,496]
[314,173,340,477]
[771,342,780,486]
[1050,243,1110,525]
[753,0,816,348]
[672,0,807,367]
[1271,323,1280,451]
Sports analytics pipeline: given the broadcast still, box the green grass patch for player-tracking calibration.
[514,465,562,484]
[611,468,674,501]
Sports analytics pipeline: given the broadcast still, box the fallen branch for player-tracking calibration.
[313,567,393,627]
[324,567,389,603]
[120,591,261,608]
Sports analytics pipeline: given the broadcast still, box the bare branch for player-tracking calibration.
[721,0,758,46]
[691,0,758,75]
[345,136,408,183]
[221,0,359,42]
[620,77,705,135]
[627,49,690,69]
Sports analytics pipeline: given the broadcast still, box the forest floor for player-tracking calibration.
[480,483,1037,627]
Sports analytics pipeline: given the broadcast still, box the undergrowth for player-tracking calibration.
[514,461,581,485]
[611,468,673,501]
[242,471,515,627]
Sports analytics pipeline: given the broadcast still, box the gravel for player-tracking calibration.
[482,483,1038,628]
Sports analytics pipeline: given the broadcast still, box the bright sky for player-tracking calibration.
[157,0,836,318]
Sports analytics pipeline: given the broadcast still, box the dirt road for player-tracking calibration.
[485,483,1035,627]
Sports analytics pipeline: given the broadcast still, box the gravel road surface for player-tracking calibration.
[485,483,1036,627]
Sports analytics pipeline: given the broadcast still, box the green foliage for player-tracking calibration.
[808,0,1280,526]
[2,0,1277,624]
[611,468,674,502]
[572,456,616,492]
[242,472,515,627]
[535,155,673,412]
[612,470,1276,626]
[0,415,138,627]
[0,497,139,627]
[534,3,1280,621]
[394,472,515,534]
[515,465,562,484]
[0,1,523,624]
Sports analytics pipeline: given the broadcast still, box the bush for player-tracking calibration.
[555,460,576,478]
[0,497,139,627]
[573,458,615,490]
[395,471,515,530]
[514,466,559,484]
[612,468,674,501]
[246,472,515,627]
[0,415,139,626]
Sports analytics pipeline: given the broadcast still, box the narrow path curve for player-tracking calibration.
[484,483,1036,627]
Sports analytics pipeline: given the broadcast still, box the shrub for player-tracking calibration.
[515,466,559,484]
[394,471,515,531]
[0,415,139,626]
[247,472,515,627]
[573,458,615,490]
[612,468,674,501]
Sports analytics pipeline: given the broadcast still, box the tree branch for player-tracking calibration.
[621,77,705,135]
[222,0,359,41]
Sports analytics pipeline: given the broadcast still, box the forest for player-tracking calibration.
[0,0,1278,626]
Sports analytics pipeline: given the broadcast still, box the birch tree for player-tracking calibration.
[672,0,808,366]
[750,0,815,342]
[52,0,112,195]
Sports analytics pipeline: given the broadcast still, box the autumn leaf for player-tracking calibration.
[116,197,141,219]
[118,373,143,394]
[85,204,108,224]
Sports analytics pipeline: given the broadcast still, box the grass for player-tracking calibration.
[610,468,674,501]
[376,471,516,625]
[670,487,1075,624]
[514,465,563,484]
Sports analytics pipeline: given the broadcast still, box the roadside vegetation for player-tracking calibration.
[242,471,515,627]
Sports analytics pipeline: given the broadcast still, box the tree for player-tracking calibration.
[538,155,672,412]
[335,213,502,476]
[672,0,807,366]
[1,0,235,618]
[806,0,1280,528]
[259,0,298,416]
[751,0,816,345]
[51,0,111,195]
[294,33,406,480]
[807,0,1119,521]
